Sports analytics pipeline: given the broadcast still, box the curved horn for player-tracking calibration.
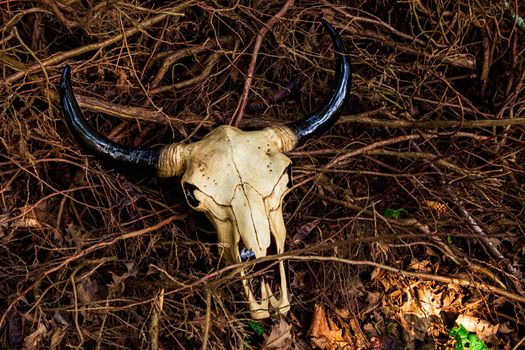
[287,19,351,145]
[59,65,186,176]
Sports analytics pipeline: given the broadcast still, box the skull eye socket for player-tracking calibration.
[183,183,200,208]
[286,165,292,188]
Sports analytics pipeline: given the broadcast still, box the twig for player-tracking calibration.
[160,245,525,304]
[339,114,525,129]
[71,273,84,349]
[410,141,524,292]
[148,52,221,95]
[287,255,525,303]
[46,88,210,126]
[366,149,474,175]
[315,193,432,235]
[0,214,186,329]
[201,289,212,350]
[150,41,218,88]
[512,335,525,350]
[337,20,476,69]
[324,134,422,169]
[325,2,430,47]
[149,289,164,350]
[230,0,294,127]
[41,0,80,29]
[3,3,190,85]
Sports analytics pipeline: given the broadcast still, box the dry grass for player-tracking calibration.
[1,0,524,348]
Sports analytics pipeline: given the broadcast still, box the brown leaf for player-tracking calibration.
[263,317,294,350]
[76,278,100,321]
[13,200,54,229]
[108,263,137,294]
[22,322,46,350]
[347,318,366,349]
[309,304,332,340]
[8,311,23,347]
[116,69,132,93]
[455,314,498,343]
[50,327,67,350]
[292,220,320,245]
[77,278,99,304]
[398,283,443,342]
[309,304,349,350]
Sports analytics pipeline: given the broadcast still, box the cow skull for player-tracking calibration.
[58,19,350,319]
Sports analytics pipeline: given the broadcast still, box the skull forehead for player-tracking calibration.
[182,126,291,205]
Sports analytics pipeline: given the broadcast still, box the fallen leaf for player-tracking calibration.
[77,278,99,304]
[53,312,69,327]
[455,314,498,343]
[263,317,293,350]
[363,323,377,337]
[13,201,54,229]
[8,311,23,347]
[22,322,46,350]
[12,217,41,229]
[347,318,366,348]
[108,263,137,294]
[309,304,332,343]
[116,68,132,93]
[292,220,320,245]
[76,278,100,321]
[0,213,9,238]
[399,284,442,342]
[309,304,349,349]
[408,259,432,272]
[417,284,441,317]
[423,200,448,214]
[50,327,67,350]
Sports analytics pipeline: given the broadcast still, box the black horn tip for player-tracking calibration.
[59,65,161,176]
[60,64,71,87]
[286,19,351,146]
[321,19,336,39]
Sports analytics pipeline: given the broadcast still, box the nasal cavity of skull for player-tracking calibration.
[239,239,255,262]
[252,235,280,287]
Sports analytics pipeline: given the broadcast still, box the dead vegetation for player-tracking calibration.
[1,0,524,349]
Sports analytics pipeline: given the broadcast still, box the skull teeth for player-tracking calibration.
[240,261,290,319]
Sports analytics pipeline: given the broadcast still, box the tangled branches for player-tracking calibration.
[1,0,524,348]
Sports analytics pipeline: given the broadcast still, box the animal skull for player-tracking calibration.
[58,19,350,319]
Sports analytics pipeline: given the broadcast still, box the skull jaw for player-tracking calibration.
[241,261,290,319]
[209,218,291,318]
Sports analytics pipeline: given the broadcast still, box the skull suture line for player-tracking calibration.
[59,19,350,319]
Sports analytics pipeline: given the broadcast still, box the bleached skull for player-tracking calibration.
[58,20,350,319]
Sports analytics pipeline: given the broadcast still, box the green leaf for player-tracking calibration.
[248,320,265,336]
[449,324,488,350]
[384,208,406,219]
[449,324,468,350]
[469,334,489,350]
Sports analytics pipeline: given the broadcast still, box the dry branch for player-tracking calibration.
[339,113,525,129]
[231,0,294,127]
[3,4,190,84]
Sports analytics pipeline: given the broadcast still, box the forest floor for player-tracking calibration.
[1,1,524,349]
